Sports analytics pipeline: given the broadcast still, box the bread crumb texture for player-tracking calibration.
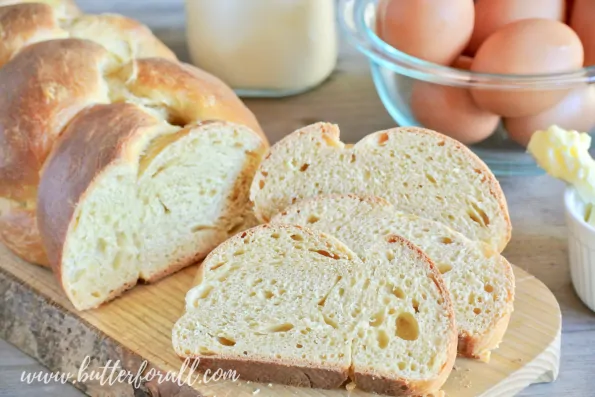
[273,194,515,360]
[250,123,511,252]
[44,116,264,310]
[174,224,457,396]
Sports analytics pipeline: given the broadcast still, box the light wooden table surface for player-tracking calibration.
[1,1,595,396]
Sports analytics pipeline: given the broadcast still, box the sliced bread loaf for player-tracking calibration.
[37,104,266,310]
[271,195,515,361]
[174,224,457,396]
[250,123,511,252]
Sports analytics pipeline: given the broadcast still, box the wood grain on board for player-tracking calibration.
[1,239,560,397]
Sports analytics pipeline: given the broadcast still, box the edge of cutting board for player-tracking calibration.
[0,242,561,397]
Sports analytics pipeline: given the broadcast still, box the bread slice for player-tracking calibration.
[174,224,457,396]
[250,123,511,252]
[37,103,266,310]
[270,195,514,361]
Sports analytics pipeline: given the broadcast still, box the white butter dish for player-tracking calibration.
[565,187,595,312]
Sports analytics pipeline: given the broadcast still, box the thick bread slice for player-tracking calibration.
[174,224,457,396]
[37,103,266,310]
[270,195,515,361]
[250,123,511,252]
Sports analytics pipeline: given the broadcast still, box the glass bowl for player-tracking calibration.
[338,0,595,176]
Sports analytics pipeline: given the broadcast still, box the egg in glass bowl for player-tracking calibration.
[338,0,595,175]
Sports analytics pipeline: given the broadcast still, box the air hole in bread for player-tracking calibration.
[378,132,390,146]
[323,314,338,329]
[196,285,214,300]
[261,171,268,177]
[364,170,372,181]
[438,141,445,146]
[339,288,345,297]
[392,285,405,299]
[311,249,340,260]
[290,234,304,242]
[263,291,274,299]
[411,363,418,371]
[440,237,453,245]
[192,225,215,233]
[97,238,108,254]
[258,180,265,190]
[426,174,437,184]
[299,163,309,172]
[412,299,420,313]
[249,291,256,297]
[296,344,303,349]
[437,263,453,274]
[396,312,419,341]
[388,308,396,315]
[473,308,481,315]
[370,310,385,327]
[307,214,320,224]
[386,251,395,261]
[210,262,226,271]
[91,291,100,298]
[377,329,389,349]
[233,249,245,256]
[300,327,311,335]
[468,202,490,226]
[485,284,494,293]
[386,235,399,244]
[198,347,217,356]
[265,323,294,333]
[112,251,124,270]
[217,336,236,346]
[350,154,356,163]
[398,362,406,371]
[158,198,170,214]
[271,233,280,239]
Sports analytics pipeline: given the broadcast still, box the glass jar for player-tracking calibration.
[185,0,338,97]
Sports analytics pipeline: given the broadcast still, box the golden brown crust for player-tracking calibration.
[192,356,349,389]
[0,3,68,67]
[0,38,110,202]
[37,103,162,280]
[0,0,82,17]
[0,207,49,265]
[110,58,266,144]
[65,13,177,62]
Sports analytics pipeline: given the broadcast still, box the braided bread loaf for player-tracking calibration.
[0,0,267,308]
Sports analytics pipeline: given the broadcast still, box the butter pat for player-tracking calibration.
[527,125,595,225]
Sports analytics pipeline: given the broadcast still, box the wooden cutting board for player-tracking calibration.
[0,241,560,397]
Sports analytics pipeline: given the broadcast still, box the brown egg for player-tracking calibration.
[467,0,566,55]
[410,56,500,145]
[471,19,584,118]
[505,85,595,147]
[376,0,474,65]
[571,0,595,66]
